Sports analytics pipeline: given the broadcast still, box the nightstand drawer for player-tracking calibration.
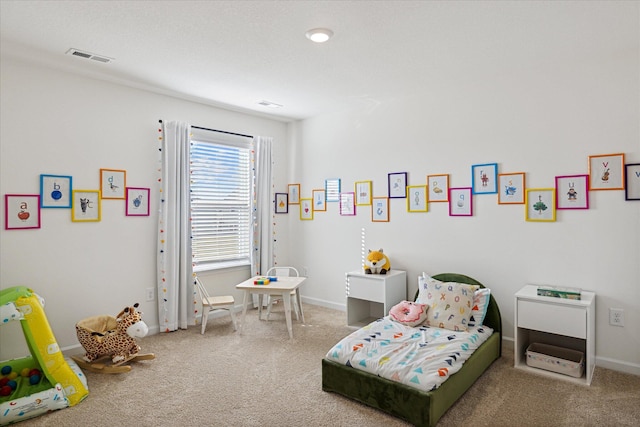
[348,276,384,302]
[518,300,586,338]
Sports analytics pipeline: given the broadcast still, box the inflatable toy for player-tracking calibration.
[0,286,88,426]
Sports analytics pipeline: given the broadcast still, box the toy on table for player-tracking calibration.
[71,303,155,374]
[363,248,391,275]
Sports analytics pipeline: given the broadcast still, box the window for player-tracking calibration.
[190,128,253,270]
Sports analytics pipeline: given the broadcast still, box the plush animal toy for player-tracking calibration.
[76,303,149,365]
[364,249,391,275]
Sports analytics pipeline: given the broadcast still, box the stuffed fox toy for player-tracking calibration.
[364,249,391,275]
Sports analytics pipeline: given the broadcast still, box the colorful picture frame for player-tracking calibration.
[588,153,625,191]
[427,174,449,202]
[449,187,473,216]
[312,189,326,211]
[340,192,356,216]
[472,163,498,194]
[325,178,341,202]
[407,185,428,212]
[625,163,640,201]
[555,175,589,210]
[72,190,101,222]
[5,194,41,230]
[100,168,126,200]
[371,197,389,222]
[498,172,525,204]
[300,198,313,220]
[355,181,372,206]
[526,188,556,222]
[40,174,72,208]
[288,184,300,205]
[275,193,288,213]
[126,187,150,216]
[388,172,407,198]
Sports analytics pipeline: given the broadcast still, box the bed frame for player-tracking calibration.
[322,273,502,427]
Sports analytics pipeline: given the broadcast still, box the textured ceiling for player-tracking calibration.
[1,1,636,121]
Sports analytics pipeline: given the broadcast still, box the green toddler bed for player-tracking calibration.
[322,273,502,427]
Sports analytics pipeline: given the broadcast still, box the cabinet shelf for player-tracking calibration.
[346,270,406,328]
[514,285,595,385]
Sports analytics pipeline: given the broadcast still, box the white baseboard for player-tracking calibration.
[596,356,640,376]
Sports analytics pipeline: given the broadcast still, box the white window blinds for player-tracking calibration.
[190,128,252,269]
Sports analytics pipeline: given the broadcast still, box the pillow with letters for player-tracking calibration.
[416,273,478,332]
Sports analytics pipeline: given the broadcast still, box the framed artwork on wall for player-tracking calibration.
[312,189,326,211]
[427,174,449,202]
[588,153,625,191]
[100,168,126,199]
[40,174,72,208]
[625,163,640,201]
[472,163,498,194]
[288,183,300,205]
[275,193,288,213]
[526,188,556,222]
[371,197,389,222]
[325,178,341,202]
[449,187,473,216]
[300,198,313,220]
[72,190,101,222]
[340,192,356,216]
[5,194,41,230]
[407,185,428,212]
[126,187,150,216]
[355,181,372,205]
[388,172,407,198]
[555,175,589,210]
[498,172,525,204]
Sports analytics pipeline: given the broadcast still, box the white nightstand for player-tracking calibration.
[346,270,407,328]
[514,285,596,385]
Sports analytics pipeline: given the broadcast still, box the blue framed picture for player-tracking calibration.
[325,178,341,202]
[40,174,72,208]
[471,163,498,194]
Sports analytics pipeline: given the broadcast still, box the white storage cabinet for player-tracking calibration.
[514,285,596,385]
[346,270,407,328]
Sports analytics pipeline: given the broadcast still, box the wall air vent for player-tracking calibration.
[66,48,113,64]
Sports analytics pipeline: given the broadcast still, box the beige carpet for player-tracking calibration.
[19,304,640,427]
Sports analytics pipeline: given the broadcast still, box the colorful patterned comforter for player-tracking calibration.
[325,317,494,392]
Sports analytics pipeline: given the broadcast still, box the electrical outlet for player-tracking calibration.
[609,308,624,327]
[302,266,309,276]
[146,287,155,302]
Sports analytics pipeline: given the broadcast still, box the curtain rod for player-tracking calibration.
[159,120,252,139]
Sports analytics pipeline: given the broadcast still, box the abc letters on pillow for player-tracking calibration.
[417,274,478,332]
[389,301,428,327]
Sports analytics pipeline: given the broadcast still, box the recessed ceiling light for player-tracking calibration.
[258,100,283,109]
[305,28,333,43]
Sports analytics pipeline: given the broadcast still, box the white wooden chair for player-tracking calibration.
[194,276,237,335]
[265,266,301,321]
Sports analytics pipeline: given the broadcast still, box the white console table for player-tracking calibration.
[346,270,406,328]
[514,285,596,385]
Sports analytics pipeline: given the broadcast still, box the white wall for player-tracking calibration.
[285,13,640,373]
[0,56,289,359]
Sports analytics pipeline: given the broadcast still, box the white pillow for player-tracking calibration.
[416,273,478,331]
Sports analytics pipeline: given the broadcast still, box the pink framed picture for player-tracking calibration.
[555,174,589,210]
[5,194,41,229]
[340,192,356,216]
[449,187,473,216]
[126,187,150,216]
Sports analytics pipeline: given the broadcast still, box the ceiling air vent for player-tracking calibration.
[66,48,113,64]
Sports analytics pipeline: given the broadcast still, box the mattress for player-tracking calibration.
[325,316,494,392]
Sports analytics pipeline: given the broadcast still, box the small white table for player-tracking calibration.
[236,275,306,339]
